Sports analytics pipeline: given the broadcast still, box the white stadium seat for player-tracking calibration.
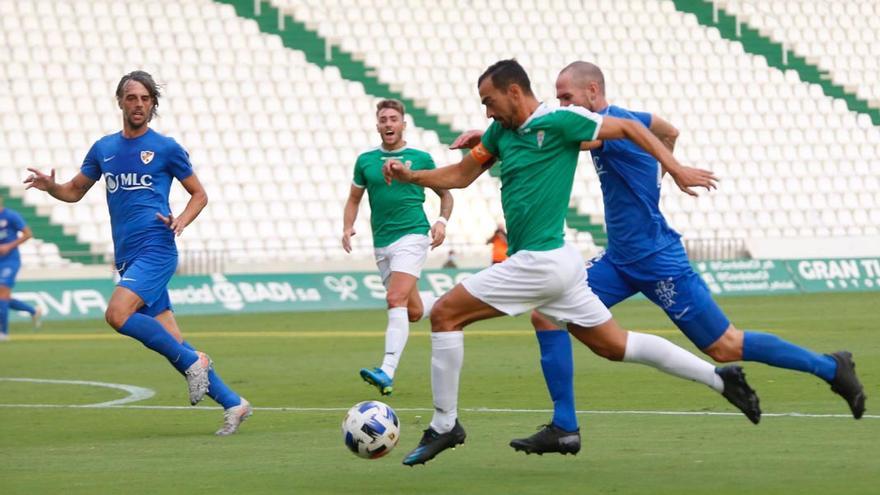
[0,0,878,270]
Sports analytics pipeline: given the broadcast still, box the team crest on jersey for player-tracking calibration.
[536,130,545,148]
[140,150,154,165]
[0,219,6,228]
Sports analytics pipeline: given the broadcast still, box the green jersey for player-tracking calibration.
[353,146,436,248]
[481,103,602,255]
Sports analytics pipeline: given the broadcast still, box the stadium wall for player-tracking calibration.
[8,259,880,322]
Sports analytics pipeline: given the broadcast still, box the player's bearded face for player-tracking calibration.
[376,108,405,147]
[479,80,517,129]
[119,80,154,130]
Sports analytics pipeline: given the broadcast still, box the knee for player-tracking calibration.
[704,345,738,363]
[703,327,743,362]
[385,290,408,309]
[104,306,130,330]
[429,298,457,330]
[407,308,423,322]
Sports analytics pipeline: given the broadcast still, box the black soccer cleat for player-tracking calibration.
[717,365,761,424]
[827,351,866,419]
[510,424,581,456]
[401,419,466,466]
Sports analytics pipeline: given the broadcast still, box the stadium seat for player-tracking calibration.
[1,0,878,270]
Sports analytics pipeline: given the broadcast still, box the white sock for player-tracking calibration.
[419,291,437,321]
[380,307,409,379]
[429,331,464,433]
[623,331,723,392]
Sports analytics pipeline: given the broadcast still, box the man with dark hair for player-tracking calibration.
[115,71,161,120]
[0,196,42,340]
[450,60,865,456]
[518,60,865,445]
[343,98,454,396]
[24,71,253,435]
[384,59,752,466]
[477,58,534,95]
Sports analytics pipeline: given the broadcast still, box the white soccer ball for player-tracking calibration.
[342,400,400,459]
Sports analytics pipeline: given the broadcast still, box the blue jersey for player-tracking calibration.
[81,128,193,263]
[0,207,26,263]
[591,105,681,264]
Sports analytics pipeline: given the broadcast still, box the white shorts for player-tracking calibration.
[374,234,431,286]
[461,242,612,328]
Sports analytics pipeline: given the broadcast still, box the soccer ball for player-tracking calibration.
[342,400,400,459]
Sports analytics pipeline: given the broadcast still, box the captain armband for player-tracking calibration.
[469,143,494,166]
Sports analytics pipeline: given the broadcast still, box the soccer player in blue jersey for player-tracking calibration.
[507,61,866,454]
[0,197,42,340]
[24,71,252,435]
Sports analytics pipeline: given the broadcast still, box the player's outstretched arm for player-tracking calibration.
[342,185,365,253]
[579,140,602,151]
[649,114,679,153]
[597,117,716,196]
[157,174,207,237]
[383,148,491,189]
[429,187,454,249]
[23,169,96,203]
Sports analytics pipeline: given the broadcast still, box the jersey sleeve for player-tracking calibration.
[167,139,194,181]
[631,110,652,128]
[479,121,501,157]
[10,210,26,232]
[416,152,436,171]
[352,155,366,188]
[557,106,603,143]
[603,110,651,154]
[80,141,102,180]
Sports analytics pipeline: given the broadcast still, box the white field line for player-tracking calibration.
[0,402,875,419]
[0,377,154,406]
[2,377,874,419]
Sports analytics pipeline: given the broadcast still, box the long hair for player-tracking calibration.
[115,70,161,121]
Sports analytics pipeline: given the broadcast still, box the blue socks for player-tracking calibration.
[182,340,241,409]
[743,331,837,382]
[536,329,578,432]
[117,314,241,409]
[9,298,36,315]
[118,313,199,373]
[0,298,8,335]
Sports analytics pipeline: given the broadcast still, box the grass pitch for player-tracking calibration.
[1,293,877,494]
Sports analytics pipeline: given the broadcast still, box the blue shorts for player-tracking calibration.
[116,250,177,317]
[0,257,21,288]
[586,243,730,350]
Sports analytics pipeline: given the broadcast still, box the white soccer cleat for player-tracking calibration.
[184,351,213,405]
[216,398,253,436]
[0,333,9,342]
[32,308,43,329]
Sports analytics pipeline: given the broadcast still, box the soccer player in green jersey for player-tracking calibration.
[384,60,740,466]
[343,99,453,396]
